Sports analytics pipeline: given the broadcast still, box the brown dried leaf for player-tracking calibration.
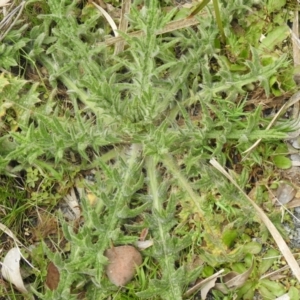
[139,228,149,241]
[105,245,142,286]
[201,277,218,300]
[215,260,254,293]
[45,262,60,291]
[183,269,224,298]
[287,197,300,209]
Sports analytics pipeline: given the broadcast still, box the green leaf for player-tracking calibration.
[222,229,238,248]
[258,25,289,53]
[202,265,214,277]
[232,262,247,273]
[0,74,10,91]
[274,143,289,154]
[242,241,262,255]
[258,248,279,275]
[273,155,292,169]
[267,0,286,13]
[237,280,257,299]
[259,279,285,297]
[270,75,282,96]
[288,286,300,300]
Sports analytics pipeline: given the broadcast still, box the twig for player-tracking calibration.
[101,16,202,47]
[114,0,131,55]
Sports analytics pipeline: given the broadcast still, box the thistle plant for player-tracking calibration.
[0,0,298,299]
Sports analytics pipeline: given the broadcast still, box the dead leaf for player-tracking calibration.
[268,274,287,281]
[136,240,153,250]
[276,182,296,205]
[139,228,149,241]
[104,245,142,286]
[62,188,81,220]
[45,262,60,291]
[287,197,300,209]
[183,269,224,298]
[215,259,254,293]
[1,247,27,293]
[201,277,218,299]
[92,2,118,37]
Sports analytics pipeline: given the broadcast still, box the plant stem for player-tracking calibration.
[162,154,204,217]
[213,0,226,43]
